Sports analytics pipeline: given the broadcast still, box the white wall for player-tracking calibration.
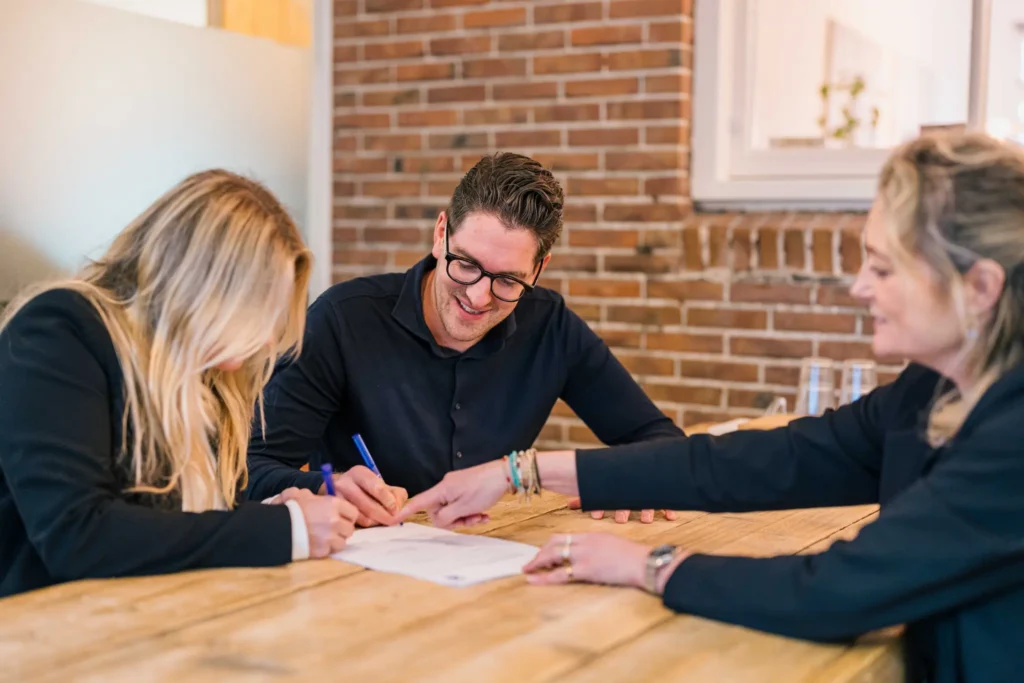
[986,0,1024,143]
[0,0,311,300]
[80,0,209,26]
[750,0,971,147]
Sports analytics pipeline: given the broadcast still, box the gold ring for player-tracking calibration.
[560,535,572,563]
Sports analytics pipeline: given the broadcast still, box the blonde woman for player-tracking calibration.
[0,170,358,597]
[401,132,1024,683]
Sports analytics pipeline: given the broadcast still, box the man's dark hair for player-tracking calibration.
[447,152,564,261]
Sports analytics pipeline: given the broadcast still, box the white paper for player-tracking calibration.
[331,523,539,587]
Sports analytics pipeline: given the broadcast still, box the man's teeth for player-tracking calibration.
[458,300,483,315]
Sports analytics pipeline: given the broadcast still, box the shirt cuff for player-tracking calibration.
[283,499,310,561]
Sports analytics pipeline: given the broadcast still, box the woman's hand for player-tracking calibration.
[280,487,359,558]
[398,460,508,529]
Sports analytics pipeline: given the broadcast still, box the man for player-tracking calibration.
[246,152,683,525]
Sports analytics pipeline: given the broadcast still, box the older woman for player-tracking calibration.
[400,132,1024,683]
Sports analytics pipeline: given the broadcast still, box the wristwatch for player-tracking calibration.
[644,544,678,595]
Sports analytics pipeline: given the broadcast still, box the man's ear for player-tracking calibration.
[431,212,447,259]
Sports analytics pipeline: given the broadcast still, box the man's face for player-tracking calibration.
[428,211,548,348]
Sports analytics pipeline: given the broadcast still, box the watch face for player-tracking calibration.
[652,544,676,558]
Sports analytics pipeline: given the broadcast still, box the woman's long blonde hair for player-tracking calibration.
[1,170,312,510]
[878,132,1024,446]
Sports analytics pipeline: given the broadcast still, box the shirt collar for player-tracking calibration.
[391,254,518,358]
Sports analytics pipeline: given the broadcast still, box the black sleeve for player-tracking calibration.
[559,305,684,444]
[660,407,1024,642]
[245,294,346,500]
[0,291,292,581]
[573,366,925,512]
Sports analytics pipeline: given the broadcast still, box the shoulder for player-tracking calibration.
[3,288,109,347]
[513,285,575,323]
[313,272,404,314]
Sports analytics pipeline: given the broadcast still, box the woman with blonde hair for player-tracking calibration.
[0,169,358,597]
[401,132,1024,682]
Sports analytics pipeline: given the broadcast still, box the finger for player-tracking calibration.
[640,509,655,524]
[349,468,400,513]
[590,510,605,520]
[327,535,347,555]
[567,497,582,510]
[452,513,489,528]
[278,487,311,503]
[390,486,409,510]
[337,478,397,526]
[522,538,569,573]
[526,565,575,586]
[433,500,485,530]
[330,497,361,524]
[664,510,679,521]
[355,514,377,528]
[310,537,328,559]
[614,510,631,524]
[398,487,445,522]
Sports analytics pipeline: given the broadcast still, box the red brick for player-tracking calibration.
[608,49,683,71]
[569,128,639,147]
[648,22,684,43]
[495,130,561,148]
[607,100,683,120]
[549,253,598,271]
[568,177,640,196]
[728,388,795,410]
[688,308,767,330]
[603,203,685,222]
[610,0,688,18]
[533,53,605,76]
[333,44,358,62]
[571,25,643,46]
[428,132,489,149]
[364,132,423,151]
[535,2,603,23]
[733,227,753,271]
[681,228,701,269]
[431,0,488,6]
[463,58,527,79]
[644,176,688,196]
[840,228,864,274]
[682,410,737,428]
[608,305,681,325]
[334,113,390,129]
[818,341,875,361]
[647,280,723,301]
[536,423,564,444]
[731,337,814,359]
[679,360,759,383]
[565,77,639,98]
[647,333,722,353]
[426,179,459,197]
[394,249,428,267]
[784,229,806,269]
[817,283,863,307]
[498,31,566,51]
[334,0,357,16]
[765,365,801,386]
[564,204,599,222]
[397,14,457,33]
[759,227,780,269]
[646,125,686,144]
[397,109,458,127]
[645,383,723,406]
[362,89,421,107]
[571,303,602,323]
[430,36,490,56]
[568,229,639,248]
[532,153,600,171]
[812,229,834,273]
[334,204,388,221]
[463,107,529,126]
[334,249,389,266]
[533,104,601,123]
[335,66,392,86]
[463,7,526,29]
[332,226,358,243]
[334,90,356,107]
[597,328,642,349]
[605,254,678,274]
[396,156,457,173]
[362,180,422,198]
[607,151,681,172]
[334,135,357,152]
[619,354,676,376]
[568,278,641,298]
[774,312,857,334]
[646,74,687,94]
[365,0,422,10]
[364,40,424,61]
[730,282,812,305]
[568,424,602,445]
[397,63,454,82]
[428,84,486,104]
[364,226,429,244]
[494,82,559,101]
[332,156,389,173]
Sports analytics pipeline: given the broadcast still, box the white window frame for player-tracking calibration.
[692,0,993,211]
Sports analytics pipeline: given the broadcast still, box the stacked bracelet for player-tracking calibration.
[506,448,541,502]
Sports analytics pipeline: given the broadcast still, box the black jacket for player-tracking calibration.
[577,363,1024,683]
[0,289,292,598]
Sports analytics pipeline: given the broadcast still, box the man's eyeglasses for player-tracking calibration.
[443,223,540,303]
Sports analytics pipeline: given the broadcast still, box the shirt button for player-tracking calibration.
[455,403,461,410]
[456,451,463,458]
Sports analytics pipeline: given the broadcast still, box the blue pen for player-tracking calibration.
[352,433,383,478]
[320,463,336,496]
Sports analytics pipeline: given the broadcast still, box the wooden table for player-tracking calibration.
[0,424,903,682]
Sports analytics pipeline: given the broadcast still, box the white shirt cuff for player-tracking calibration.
[283,499,310,561]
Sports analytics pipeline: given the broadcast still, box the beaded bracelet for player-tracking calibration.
[505,448,541,502]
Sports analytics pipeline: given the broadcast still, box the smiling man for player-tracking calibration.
[244,152,684,525]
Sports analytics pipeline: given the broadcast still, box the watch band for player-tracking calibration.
[644,544,678,595]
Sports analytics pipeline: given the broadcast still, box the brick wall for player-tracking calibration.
[331,0,894,448]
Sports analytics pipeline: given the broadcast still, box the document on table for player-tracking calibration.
[331,523,539,588]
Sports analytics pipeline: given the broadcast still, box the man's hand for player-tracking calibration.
[567,497,678,523]
[318,465,408,527]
